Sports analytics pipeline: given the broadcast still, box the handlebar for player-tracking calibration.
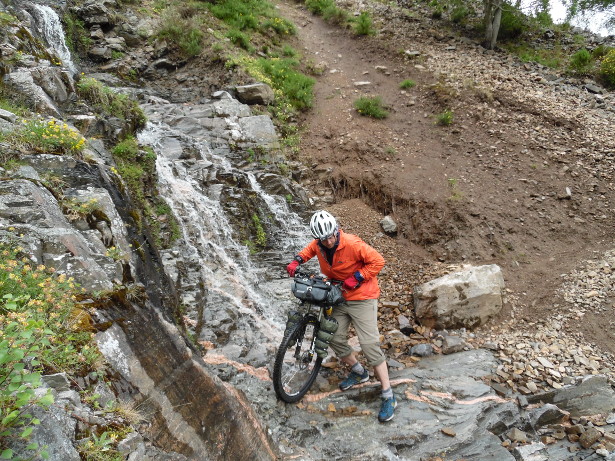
[294,270,342,286]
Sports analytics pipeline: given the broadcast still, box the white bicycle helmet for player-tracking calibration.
[309,210,338,239]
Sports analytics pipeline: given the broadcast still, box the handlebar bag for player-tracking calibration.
[292,275,345,306]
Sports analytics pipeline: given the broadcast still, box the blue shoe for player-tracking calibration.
[378,396,397,422]
[339,369,369,391]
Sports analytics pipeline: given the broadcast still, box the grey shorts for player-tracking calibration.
[329,298,386,367]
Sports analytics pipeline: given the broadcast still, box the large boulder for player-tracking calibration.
[414,264,505,329]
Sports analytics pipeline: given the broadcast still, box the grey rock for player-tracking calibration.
[235,83,275,105]
[41,373,71,392]
[410,343,433,356]
[380,215,397,234]
[526,404,567,429]
[0,108,17,123]
[118,432,144,454]
[441,335,466,354]
[551,375,615,417]
[513,442,547,461]
[414,264,505,329]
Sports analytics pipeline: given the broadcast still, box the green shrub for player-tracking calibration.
[157,8,204,57]
[592,45,613,59]
[226,29,253,50]
[262,17,296,36]
[281,45,297,57]
[322,5,348,24]
[534,10,553,27]
[499,5,525,40]
[436,109,454,126]
[255,58,315,110]
[76,77,146,128]
[568,48,592,74]
[599,49,615,88]
[305,0,336,15]
[353,12,375,36]
[353,96,388,119]
[451,5,469,24]
[399,79,416,89]
[208,0,261,30]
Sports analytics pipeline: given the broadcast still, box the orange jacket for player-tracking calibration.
[297,230,385,301]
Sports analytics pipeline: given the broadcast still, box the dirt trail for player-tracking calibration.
[276,1,615,356]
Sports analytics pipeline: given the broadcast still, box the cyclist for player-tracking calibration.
[286,210,396,422]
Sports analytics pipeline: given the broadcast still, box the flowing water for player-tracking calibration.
[138,111,310,348]
[31,4,77,75]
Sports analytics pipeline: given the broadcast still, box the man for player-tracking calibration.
[286,210,396,422]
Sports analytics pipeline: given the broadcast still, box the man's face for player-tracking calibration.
[320,234,336,249]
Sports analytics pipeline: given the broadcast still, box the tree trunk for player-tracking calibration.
[484,0,503,49]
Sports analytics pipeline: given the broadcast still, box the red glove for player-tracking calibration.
[342,274,360,291]
[286,260,300,277]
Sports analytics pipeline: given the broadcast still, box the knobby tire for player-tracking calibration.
[273,316,322,403]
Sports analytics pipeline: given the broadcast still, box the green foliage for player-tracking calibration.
[78,431,122,461]
[499,4,526,40]
[534,10,553,27]
[592,45,613,59]
[281,45,298,58]
[261,17,296,36]
[305,0,336,15]
[156,7,205,57]
[399,79,416,89]
[252,214,266,248]
[0,118,86,155]
[568,48,593,74]
[63,12,92,52]
[353,12,375,36]
[450,5,470,24]
[254,58,315,110]
[0,242,102,457]
[226,29,253,51]
[511,45,563,68]
[599,48,615,88]
[436,109,454,126]
[76,77,146,128]
[353,96,388,119]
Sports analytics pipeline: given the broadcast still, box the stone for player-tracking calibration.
[235,83,275,105]
[380,215,397,234]
[410,343,433,357]
[551,375,615,417]
[414,265,505,329]
[508,427,528,442]
[527,404,568,429]
[579,427,601,448]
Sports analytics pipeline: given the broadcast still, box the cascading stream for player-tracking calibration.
[138,118,307,343]
[31,4,77,75]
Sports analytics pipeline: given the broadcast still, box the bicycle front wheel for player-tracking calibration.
[273,316,322,403]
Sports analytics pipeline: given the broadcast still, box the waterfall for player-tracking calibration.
[137,117,308,344]
[31,4,77,75]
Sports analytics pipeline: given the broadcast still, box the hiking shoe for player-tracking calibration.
[378,396,397,422]
[339,369,369,391]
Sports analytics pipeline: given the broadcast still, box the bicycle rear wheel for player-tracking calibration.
[273,316,322,403]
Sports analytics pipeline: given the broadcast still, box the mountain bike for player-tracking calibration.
[272,272,344,403]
